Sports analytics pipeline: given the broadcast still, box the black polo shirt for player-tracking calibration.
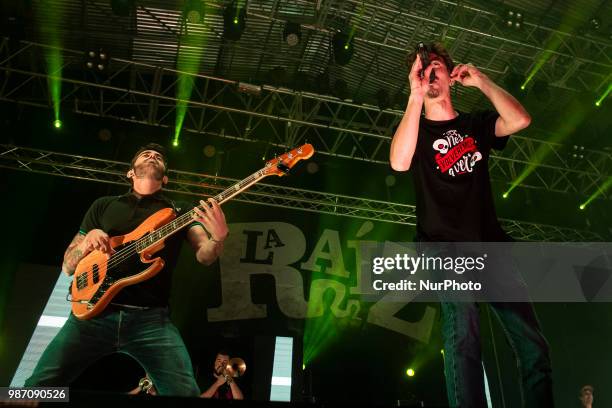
[79,189,200,307]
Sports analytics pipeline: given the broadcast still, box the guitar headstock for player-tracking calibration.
[263,144,315,177]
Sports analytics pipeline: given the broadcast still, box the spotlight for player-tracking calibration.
[184,0,204,24]
[98,128,112,141]
[172,139,179,147]
[332,32,354,65]
[502,9,524,30]
[223,3,246,41]
[110,0,134,17]
[306,162,319,174]
[589,17,601,32]
[579,204,586,210]
[570,145,585,160]
[84,48,110,72]
[203,145,216,157]
[502,192,509,199]
[406,368,415,377]
[53,119,62,129]
[283,22,301,47]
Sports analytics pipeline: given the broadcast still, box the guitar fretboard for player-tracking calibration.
[133,168,268,252]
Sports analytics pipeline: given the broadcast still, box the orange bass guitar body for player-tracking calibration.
[70,208,175,320]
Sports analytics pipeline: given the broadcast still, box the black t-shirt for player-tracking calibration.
[411,110,510,241]
[79,189,199,307]
[212,381,234,400]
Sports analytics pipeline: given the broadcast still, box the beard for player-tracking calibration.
[133,162,165,181]
[426,87,440,98]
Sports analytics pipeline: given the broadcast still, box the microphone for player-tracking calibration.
[417,42,436,84]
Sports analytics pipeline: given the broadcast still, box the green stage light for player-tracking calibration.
[36,3,64,136]
[406,368,415,377]
[595,83,611,107]
[172,137,179,147]
[332,32,354,65]
[53,119,62,129]
[223,2,246,41]
[502,192,509,199]
[580,177,612,210]
[506,93,593,197]
[302,364,306,370]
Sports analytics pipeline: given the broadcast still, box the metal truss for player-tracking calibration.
[330,0,612,94]
[0,39,610,200]
[0,144,603,242]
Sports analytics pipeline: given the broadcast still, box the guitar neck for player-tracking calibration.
[135,169,267,251]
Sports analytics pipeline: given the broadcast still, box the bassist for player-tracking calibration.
[25,143,228,396]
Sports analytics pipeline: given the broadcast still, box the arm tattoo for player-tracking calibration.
[62,234,86,276]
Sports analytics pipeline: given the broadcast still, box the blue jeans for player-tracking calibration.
[25,307,200,397]
[441,302,553,408]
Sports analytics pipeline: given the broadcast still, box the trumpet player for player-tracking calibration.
[200,350,244,400]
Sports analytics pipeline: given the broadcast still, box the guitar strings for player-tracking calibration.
[75,169,267,276]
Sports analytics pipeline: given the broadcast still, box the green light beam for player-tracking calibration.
[174,17,209,147]
[47,50,62,124]
[595,82,612,107]
[506,96,591,196]
[580,176,612,209]
[39,1,65,127]
[521,4,599,90]
[344,1,366,48]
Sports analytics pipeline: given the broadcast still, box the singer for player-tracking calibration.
[390,42,553,407]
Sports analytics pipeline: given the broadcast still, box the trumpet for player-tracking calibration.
[138,376,155,394]
[223,357,246,380]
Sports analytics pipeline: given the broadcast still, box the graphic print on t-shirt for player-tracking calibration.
[432,129,482,177]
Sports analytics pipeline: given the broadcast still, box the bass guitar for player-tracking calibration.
[70,144,314,319]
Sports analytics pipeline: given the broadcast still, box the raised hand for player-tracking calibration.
[450,63,487,88]
[408,54,434,99]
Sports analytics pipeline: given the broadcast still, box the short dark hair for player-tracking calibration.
[406,42,454,73]
[130,143,168,170]
[581,385,594,395]
[216,349,230,358]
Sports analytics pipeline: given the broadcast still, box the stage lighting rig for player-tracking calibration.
[502,9,524,30]
[283,22,301,46]
[84,48,110,72]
